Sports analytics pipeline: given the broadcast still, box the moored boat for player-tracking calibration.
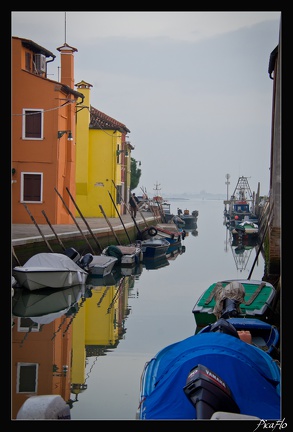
[138,224,184,244]
[140,237,170,259]
[12,253,88,291]
[64,247,118,277]
[137,323,280,420]
[102,243,143,266]
[198,316,279,359]
[192,279,276,329]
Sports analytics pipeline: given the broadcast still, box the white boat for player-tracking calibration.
[81,254,118,277]
[64,247,118,277]
[12,253,88,291]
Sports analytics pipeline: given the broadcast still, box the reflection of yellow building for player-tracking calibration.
[71,283,121,396]
[70,278,134,396]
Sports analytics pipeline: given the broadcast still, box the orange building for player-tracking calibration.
[11,37,84,225]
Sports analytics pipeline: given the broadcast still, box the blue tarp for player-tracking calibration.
[140,332,280,420]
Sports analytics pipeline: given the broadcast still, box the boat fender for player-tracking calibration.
[237,330,252,344]
[182,230,186,240]
[148,227,158,237]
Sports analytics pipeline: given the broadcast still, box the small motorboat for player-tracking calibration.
[192,279,277,329]
[80,254,118,277]
[230,220,259,241]
[102,243,143,266]
[64,247,118,277]
[197,296,279,359]
[12,253,88,291]
[138,224,184,244]
[136,317,281,420]
[140,237,170,259]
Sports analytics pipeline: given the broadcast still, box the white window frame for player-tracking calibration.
[17,317,40,332]
[20,172,43,203]
[22,108,44,140]
[16,362,39,394]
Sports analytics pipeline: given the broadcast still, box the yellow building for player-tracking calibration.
[75,81,132,217]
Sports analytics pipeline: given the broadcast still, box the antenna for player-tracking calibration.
[64,11,67,43]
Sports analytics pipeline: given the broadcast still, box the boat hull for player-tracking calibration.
[87,255,118,277]
[12,267,87,291]
[197,317,279,358]
[12,252,88,291]
[140,238,170,259]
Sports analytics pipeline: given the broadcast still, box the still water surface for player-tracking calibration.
[13,198,265,420]
[71,198,265,420]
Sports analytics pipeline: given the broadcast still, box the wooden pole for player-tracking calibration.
[99,204,121,245]
[108,190,132,244]
[22,203,54,252]
[66,187,103,252]
[12,246,21,266]
[247,203,274,280]
[54,187,95,254]
[41,210,66,251]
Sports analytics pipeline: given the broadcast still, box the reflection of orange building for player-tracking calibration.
[11,317,73,419]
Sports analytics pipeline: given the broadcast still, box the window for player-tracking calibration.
[116,185,122,205]
[25,52,32,72]
[17,317,40,332]
[21,172,43,203]
[22,109,43,140]
[16,363,38,393]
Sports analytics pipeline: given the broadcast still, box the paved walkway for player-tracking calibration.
[12,213,157,246]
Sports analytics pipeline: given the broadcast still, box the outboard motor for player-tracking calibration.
[78,253,93,270]
[208,318,240,339]
[63,247,81,263]
[220,297,240,319]
[183,364,240,419]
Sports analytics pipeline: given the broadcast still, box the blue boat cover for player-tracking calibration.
[140,332,280,420]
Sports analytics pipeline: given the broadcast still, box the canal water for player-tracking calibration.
[12,198,266,420]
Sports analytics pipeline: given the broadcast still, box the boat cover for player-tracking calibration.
[139,332,280,420]
[23,253,87,273]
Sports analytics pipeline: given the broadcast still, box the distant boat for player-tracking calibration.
[230,220,259,241]
[224,176,258,224]
[12,253,88,291]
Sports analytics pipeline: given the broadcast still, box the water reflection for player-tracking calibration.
[228,229,259,273]
[11,242,185,419]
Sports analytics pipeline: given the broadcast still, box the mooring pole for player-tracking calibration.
[66,187,103,252]
[22,203,54,252]
[54,187,95,254]
[108,190,132,244]
[99,204,121,245]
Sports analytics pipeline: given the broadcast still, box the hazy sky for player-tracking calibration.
[11,11,281,197]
